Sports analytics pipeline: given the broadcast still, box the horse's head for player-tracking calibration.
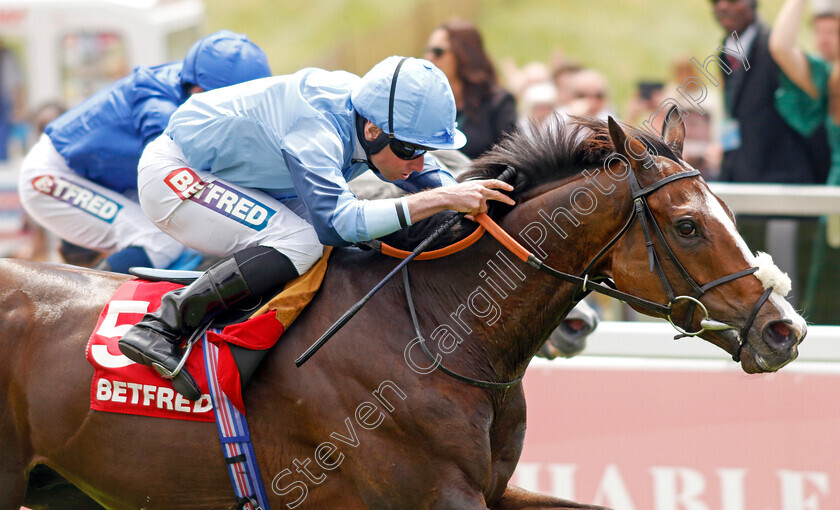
[603,110,805,373]
[537,300,599,359]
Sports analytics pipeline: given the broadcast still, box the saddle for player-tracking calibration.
[129,247,332,389]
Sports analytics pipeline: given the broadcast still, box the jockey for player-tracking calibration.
[119,55,515,400]
[18,30,271,273]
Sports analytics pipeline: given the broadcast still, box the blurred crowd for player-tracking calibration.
[412,2,840,321]
[413,1,840,191]
[2,0,840,320]
[1,2,836,187]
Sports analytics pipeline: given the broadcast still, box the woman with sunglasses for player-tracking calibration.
[120,55,515,399]
[424,19,517,159]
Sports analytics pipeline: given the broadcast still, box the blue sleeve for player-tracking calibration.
[134,96,179,146]
[283,151,406,246]
[130,70,181,146]
[390,153,457,194]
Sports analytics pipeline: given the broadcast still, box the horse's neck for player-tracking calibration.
[410,172,634,383]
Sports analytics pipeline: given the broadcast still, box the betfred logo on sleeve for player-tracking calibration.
[31,175,122,223]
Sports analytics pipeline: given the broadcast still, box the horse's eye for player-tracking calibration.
[676,221,697,238]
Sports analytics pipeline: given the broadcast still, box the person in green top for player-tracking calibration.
[770,0,840,317]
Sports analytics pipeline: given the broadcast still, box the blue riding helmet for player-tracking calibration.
[351,56,467,150]
[181,30,271,91]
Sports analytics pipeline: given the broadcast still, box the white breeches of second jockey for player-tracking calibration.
[18,134,184,268]
[137,135,323,275]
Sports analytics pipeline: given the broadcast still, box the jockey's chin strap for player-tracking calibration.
[374,165,774,366]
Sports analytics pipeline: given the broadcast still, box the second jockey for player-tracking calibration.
[18,30,271,273]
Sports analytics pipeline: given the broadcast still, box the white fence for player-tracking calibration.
[559,320,840,364]
[708,183,840,216]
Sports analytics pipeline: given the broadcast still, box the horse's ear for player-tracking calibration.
[607,116,627,155]
[661,105,685,156]
[607,116,652,174]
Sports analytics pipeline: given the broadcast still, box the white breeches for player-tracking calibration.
[137,135,323,275]
[18,134,184,268]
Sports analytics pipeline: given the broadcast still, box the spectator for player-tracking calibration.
[669,58,723,178]
[500,59,551,103]
[769,0,840,315]
[517,81,558,139]
[624,80,667,133]
[424,19,517,159]
[812,9,839,62]
[770,0,840,182]
[712,0,830,183]
[550,57,582,109]
[557,69,613,121]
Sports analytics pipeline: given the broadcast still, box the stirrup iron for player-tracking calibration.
[153,322,211,379]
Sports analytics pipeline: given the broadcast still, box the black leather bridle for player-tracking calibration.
[408,163,777,389]
[530,162,775,363]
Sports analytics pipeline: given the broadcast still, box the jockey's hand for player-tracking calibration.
[438,179,516,218]
[406,179,515,224]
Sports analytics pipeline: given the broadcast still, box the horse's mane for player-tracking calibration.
[378,116,681,251]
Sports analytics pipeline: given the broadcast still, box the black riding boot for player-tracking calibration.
[118,247,300,401]
[118,256,251,400]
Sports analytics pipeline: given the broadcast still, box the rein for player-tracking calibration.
[299,161,776,382]
[374,166,774,372]
[402,266,524,389]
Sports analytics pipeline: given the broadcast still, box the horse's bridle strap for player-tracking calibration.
[527,256,672,315]
[472,213,673,316]
[632,170,700,198]
[700,267,758,292]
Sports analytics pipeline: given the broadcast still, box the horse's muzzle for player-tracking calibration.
[741,319,806,373]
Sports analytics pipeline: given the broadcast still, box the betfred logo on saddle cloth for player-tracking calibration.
[85,250,331,421]
[86,279,283,421]
[86,280,215,421]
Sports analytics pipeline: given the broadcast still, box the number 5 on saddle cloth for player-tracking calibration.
[121,247,333,411]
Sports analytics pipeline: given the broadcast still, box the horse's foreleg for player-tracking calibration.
[0,416,28,510]
[0,468,25,510]
[489,485,612,510]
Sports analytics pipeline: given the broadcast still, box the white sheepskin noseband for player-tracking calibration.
[753,251,791,297]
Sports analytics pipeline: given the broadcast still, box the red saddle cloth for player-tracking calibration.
[86,279,283,421]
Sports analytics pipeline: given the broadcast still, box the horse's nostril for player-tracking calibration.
[771,321,791,339]
[564,319,586,332]
[763,320,795,349]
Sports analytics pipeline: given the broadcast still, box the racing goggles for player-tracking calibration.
[369,131,429,160]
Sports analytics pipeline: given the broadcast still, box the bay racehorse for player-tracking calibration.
[2,113,805,509]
